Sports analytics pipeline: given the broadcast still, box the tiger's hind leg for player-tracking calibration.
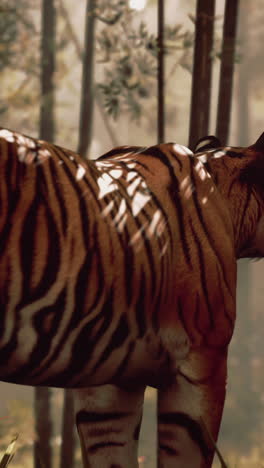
[157,350,227,468]
[72,384,145,468]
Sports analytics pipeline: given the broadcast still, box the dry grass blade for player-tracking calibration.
[200,418,229,468]
[0,434,18,468]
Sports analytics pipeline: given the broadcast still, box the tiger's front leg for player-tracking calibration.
[72,384,145,468]
[157,348,228,468]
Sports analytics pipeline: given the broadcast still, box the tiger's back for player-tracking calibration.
[0,129,236,391]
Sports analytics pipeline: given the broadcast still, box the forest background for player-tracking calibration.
[1,0,264,467]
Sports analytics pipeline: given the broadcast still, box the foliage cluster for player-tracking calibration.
[0,0,39,117]
[96,2,193,120]
[0,1,36,72]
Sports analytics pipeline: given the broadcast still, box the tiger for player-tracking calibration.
[0,126,264,468]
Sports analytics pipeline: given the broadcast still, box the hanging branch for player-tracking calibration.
[157,0,165,143]
[216,0,239,145]
[188,0,215,150]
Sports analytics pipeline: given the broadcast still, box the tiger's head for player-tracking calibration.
[194,133,264,259]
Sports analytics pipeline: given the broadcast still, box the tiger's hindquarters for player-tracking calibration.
[72,384,146,468]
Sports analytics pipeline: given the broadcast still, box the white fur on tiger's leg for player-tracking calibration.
[157,350,228,468]
[72,384,145,468]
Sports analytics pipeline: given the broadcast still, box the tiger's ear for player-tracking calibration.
[194,135,222,153]
[240,132,264,187]
[251,132,264,151]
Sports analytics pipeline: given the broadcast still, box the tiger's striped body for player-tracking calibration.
[1,128,264,467]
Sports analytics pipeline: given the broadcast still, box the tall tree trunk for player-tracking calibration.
[60,389,75,468]
[188,0,215,150]
[234,0,254,448]
[157,0,165,143]
[39,0,56,141]
[58,0,119,148]
[34,1,56,467]
[60,2,97,464]
[34,388,53,468]
[237,4,249,147]
[77,0,96,158]
[216,0,240,144]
